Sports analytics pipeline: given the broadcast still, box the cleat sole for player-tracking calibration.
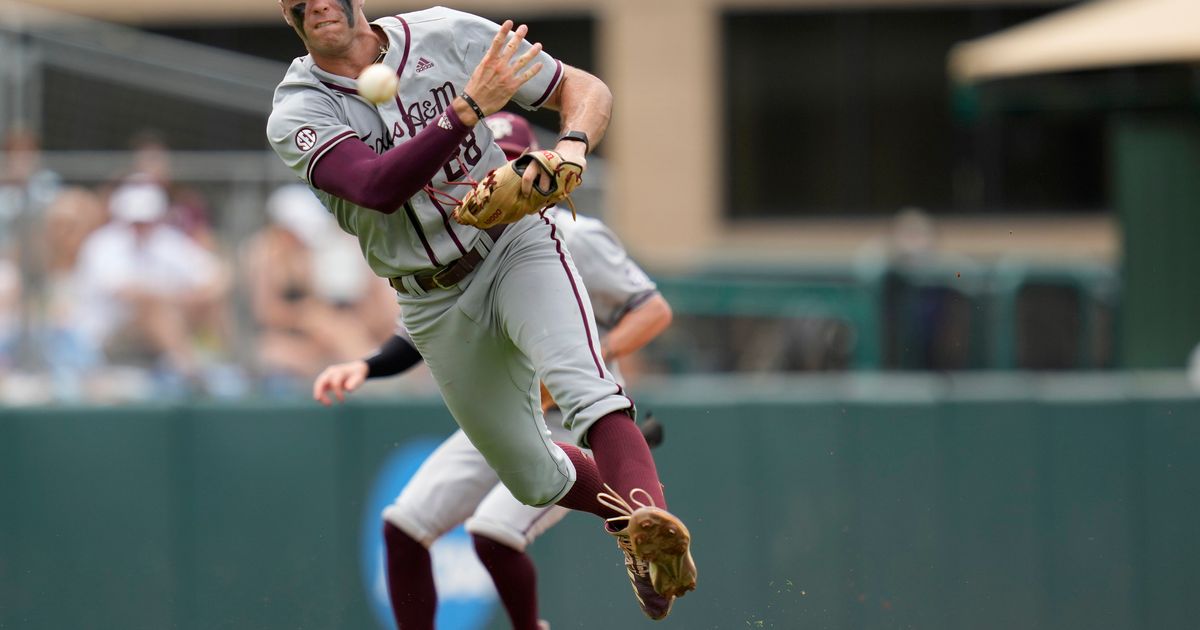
[628,507,698,598]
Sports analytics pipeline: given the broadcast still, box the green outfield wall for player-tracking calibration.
[2,375,1199,630]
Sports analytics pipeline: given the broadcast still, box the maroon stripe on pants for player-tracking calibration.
[540,215,604,376]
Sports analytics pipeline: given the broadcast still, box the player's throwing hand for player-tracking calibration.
[460,21,544,123]
[313,359,370,406]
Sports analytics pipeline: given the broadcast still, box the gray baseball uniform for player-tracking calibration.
[267,8,631,507]
[384,206,660,551]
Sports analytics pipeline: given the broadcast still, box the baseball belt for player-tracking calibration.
[389,224,506,294]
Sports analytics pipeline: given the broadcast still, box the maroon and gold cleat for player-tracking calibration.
[599,485,698,618]
[627,506,697,599]
[607,520,676,619]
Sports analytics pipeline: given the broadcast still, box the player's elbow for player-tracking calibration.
[361,199,404,214]
[556,65,612,120]
[324,185,402,214]
[643,293,673,335]
[656,296,674,329]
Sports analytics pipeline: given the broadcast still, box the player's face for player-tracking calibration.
[279,0,359,49]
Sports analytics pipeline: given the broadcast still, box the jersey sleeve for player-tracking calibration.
[446,9,564,110]
[267,84,359,185]
[568,221,659,328]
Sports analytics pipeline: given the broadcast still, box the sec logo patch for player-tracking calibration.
[295,127,318,152]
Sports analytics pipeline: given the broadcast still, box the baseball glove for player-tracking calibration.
[452,150,583,229]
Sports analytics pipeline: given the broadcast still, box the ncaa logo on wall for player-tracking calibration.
[361,437,498,629]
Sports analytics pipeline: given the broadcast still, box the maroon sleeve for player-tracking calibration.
[310,107,472,214]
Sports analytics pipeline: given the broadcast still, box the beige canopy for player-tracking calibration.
[949,0,1200,83]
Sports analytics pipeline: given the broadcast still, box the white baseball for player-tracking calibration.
[356,63,399,105]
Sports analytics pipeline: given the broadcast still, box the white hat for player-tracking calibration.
[110,183,168,223]
[266,184,333,247]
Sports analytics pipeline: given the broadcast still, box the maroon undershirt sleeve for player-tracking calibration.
[310,106,472,213]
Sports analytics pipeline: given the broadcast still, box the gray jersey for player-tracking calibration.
[544,207,658,337]
[267,7,564,277]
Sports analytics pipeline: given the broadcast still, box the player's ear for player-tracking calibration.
[279,1,294,27]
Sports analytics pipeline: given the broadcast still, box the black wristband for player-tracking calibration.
[558,130,590,153]
[364,335,423,378]
[460,92,486,123]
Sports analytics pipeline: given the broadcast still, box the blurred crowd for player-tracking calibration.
[0,126,399,404]
[2,124,1116,406]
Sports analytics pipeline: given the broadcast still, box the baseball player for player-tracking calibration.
[313,111,674,630]
[266,1,696,624]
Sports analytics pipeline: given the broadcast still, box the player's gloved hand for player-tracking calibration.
[535,139,587,195]
[458,21,544,123]
[551,138,588,174]
[452,150,582,229]
[313,359,370,406]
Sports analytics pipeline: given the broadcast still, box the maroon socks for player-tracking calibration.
[384,524,545,630]
[473,535,541,630]
[383,523,436,630]
[586,412,667,509]
[554,441,622,519]
[557,411,667,517]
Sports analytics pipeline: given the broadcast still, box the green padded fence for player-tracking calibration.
[2,375,1198,630]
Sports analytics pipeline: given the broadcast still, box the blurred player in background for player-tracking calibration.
[313,113,675,628]
[268,1,696,622]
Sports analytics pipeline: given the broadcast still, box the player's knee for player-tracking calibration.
[383,521,416,549]
[465,515,528,552]
[509,486,554,507]
[494,462,570,507]
[500,479,558,508]
[381,501,435,547]
[471,532,523,561]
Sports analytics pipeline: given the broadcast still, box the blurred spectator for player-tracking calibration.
[42,188,109,279]
[1,125,62,251]
[0,256,18,370]
[860,207,979,370]
[34,188,110,397]
[124,129,220,251]
[241,184,396,394]
[0,126,63,373]
[70,182,230,393]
